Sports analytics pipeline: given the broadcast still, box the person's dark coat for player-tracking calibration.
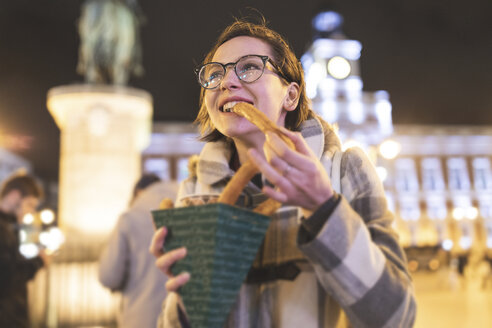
[0,210,44,328]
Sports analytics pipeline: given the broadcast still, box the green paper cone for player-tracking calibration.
[152,203,270,328]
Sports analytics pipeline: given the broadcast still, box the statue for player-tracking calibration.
[77,0,144,85]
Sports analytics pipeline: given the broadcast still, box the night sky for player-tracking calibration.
[0,0,491,182]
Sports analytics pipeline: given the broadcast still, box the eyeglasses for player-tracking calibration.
[195,54,286,89]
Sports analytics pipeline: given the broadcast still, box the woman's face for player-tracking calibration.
[204,36,294,142]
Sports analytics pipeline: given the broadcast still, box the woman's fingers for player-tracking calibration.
[265,132,313,170]
[165,272,191,292]
[248,149,294,202]
[249,130,335,210]
[149,227,167,257]
[155,247,187,276]
[248,149,284,185]
[262,185,288,203]
[149,227,191,291]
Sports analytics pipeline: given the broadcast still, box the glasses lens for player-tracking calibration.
[199,63,224,89]
[235,56,265,82]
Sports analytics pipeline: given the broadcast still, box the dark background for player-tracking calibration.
[1,0,491,182]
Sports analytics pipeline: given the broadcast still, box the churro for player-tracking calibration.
[218,103,294,215]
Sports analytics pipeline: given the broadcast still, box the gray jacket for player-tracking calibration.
[158,117,416,328]
[99,181,179,328]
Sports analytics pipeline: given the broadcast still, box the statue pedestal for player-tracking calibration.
[47,84,153,245]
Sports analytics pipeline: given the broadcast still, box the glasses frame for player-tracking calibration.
[195,54,288,89]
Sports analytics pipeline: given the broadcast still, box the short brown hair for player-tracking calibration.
[195,18,314,141]
[0,173,44,200]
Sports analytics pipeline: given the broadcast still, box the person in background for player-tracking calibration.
[99,173,179,328]
[150,17,416,328]
[0,173,47,328]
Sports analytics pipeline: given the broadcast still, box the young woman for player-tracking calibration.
[150,18,416,328]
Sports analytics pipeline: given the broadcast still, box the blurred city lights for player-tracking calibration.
[312,10,343,33]
[348,101,364,124]
[342,139,365,152]
[305,62,326,99]
[487,237,492,249]
[40,209,55,224]
[400,207,421,221]
[20,243,39,259]
[321,100,338,123]
[39,227,65,252]
[408,260,419,272]
[23,213,35,225]
[345,77,363,92]
[442,239,453,251]
[465,207,479,220]
[19,229,27,243]
[376,166,388,182]
[379,139,401,160]
[318,78,337,97]
[327,56,351,79]
[452,207,465,220]
[39,231,50,247]
[428,259,440,271]
[459,236,472,250]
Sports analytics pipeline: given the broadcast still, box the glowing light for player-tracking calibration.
[487,237,492,249]
[40,227,65,251]
[40,209,55,224]
[318,78,337,97]
[39,231,51,247]
[23,213,35,225]
[376,166,388,182]
[428,259,440,271]
[442,239,453,251]
[375,98,393,135]
[342,139,365,152]
[312,11,343,33]
[465,207,479,220]
[452,207,465,220]
[408,260,419,272]
[459,236,472,250]
[345,77,363,92]
[305,62,326,99]
[321,100,338,123]
[427,206,448,221]
[348,101,364,124]
[400,207,421,221]
[379,140,401,160]
[19,230,27,243]
[327,56,351,79]
[20,243,39,258]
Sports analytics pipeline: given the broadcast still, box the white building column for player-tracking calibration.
[47,84,152,244]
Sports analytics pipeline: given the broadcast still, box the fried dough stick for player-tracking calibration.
[218,103,295,215]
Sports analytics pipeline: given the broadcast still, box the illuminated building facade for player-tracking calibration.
[301,10,393,161]
[382,125,492,254]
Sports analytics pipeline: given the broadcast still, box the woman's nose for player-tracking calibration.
[220,66,241,90]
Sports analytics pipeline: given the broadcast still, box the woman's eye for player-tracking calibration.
[241,63,261,71]
[208,70,223,80]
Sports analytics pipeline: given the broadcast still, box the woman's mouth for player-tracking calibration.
[219,101,253,112]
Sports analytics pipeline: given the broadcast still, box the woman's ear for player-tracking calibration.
[283,82,300,111]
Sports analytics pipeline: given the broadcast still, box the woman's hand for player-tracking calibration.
[248,127,334,213]
[149,227,190,292]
